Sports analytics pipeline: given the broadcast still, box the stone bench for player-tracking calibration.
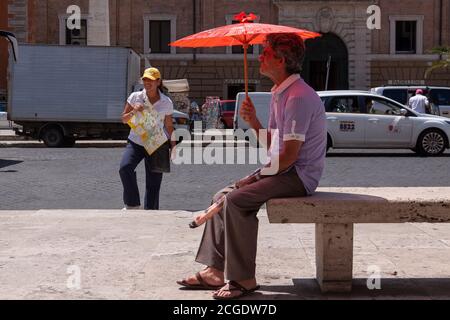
[266,187,450,293]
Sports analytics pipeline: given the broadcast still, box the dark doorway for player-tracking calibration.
[302,33,349,91]
[227,84,256,100]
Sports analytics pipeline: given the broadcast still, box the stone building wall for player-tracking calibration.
[151,59,273,104]
[369,0,450,87]
[275,0,373,90]
[0,0,29,101]
[22,0,450,98]
[7,0,28,43]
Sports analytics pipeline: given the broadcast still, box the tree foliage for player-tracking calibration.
[425,46,450,79]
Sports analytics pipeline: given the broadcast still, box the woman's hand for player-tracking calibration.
[170,142,177,161]
[170,146,177,161]
[133,103,145,113]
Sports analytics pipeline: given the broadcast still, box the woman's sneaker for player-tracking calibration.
[122,205,141,210]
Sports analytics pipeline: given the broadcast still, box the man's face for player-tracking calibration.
[258,45,283,78]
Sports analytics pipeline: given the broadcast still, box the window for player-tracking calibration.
[389,16,423,55]
[328,97,359,113]
[65,19,87,45]
[149,20,170,53]
[430,89,450,105]
[396,21,416,53]
[59,14,89,45]
[383,89,408,105]
[366,98,403,115]
[143,15,176,54]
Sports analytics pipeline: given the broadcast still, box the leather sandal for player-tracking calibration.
[212,280,260,300]
[176,272,225,290]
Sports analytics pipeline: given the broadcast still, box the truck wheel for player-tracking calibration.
[62,137,76,147]
[41,127,64,147]
[416,129,446,156]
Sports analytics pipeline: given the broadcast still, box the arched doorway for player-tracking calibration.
[301,33,349,91]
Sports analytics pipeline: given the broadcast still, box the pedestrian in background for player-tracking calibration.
[119,67,175,210]
[408,89,430,114]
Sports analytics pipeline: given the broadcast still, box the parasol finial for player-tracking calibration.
[233,12,257,23]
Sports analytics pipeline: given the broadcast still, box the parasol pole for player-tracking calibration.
[243,43,249,99]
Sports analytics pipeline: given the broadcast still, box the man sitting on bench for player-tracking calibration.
[177,33,327,299]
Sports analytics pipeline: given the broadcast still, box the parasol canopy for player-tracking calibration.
[170,12,321,97]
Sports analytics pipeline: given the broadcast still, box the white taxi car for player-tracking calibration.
[320,91,450,156]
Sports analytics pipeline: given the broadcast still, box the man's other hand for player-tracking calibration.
[240,97,257,125]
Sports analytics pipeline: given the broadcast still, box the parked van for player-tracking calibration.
[371,86,450,118]
[234,92,272,129]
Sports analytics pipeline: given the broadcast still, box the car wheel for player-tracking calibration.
[41,126,64,147]
[416,129,447,156]
[326,134,332,152]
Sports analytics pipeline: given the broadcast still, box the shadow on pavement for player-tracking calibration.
[327,152,450,158]
[0,159,22,170]
[245,278,450,300]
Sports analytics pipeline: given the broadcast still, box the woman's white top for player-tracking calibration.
[126,89,174,146]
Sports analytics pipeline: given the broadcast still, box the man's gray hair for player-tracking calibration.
[266,33,306,75]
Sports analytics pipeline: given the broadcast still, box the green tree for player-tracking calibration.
[425,46,450,78]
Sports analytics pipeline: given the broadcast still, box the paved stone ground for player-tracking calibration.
[1,208,450,300]
[0,147,449,211]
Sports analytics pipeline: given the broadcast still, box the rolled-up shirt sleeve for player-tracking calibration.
[282,97,313,142]
[165,98,174,116]
[127,92,137,106]
[268,102,276,133]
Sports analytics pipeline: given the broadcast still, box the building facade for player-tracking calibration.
[371,0,450,87]
[2,0,450,104]
[0,0,31,102]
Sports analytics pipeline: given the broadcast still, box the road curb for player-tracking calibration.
[0,140,249,148]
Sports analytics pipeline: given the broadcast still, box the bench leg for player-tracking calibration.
[315,223,353,293]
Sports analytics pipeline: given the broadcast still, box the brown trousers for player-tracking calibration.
[195,167,307,281]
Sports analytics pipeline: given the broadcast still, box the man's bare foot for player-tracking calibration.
[177,266,225,288]
[212,279,259,299]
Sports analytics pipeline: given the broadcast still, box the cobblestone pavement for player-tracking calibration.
[0,147,449,211]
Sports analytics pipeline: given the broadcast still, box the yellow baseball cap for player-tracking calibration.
[141,67,161,80]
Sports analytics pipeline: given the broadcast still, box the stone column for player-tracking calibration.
[315,223,354,293]
[88,0,110,46]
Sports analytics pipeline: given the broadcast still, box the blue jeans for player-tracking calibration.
[119,140,163,210]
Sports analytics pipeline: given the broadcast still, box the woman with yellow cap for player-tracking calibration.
[119,67,175,210]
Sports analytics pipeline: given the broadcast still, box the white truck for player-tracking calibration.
[0,31,18,129]
[233,92,272,130]
[7,44,141,147]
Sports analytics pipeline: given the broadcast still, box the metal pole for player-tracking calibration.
[325,55,331,91]
[193,0,197,64]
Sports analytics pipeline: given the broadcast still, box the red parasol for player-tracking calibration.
[170,12,321,98]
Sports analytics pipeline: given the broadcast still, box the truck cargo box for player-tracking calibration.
[9,44,140,123]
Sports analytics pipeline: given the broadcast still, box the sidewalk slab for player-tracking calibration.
[1,209,450,300]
